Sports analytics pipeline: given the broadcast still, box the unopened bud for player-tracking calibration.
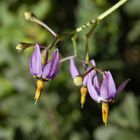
[80,86,88,108]
[24,11,36,21]
[16,42,34,53]
[102,102,109,126]
[73,76,83,86]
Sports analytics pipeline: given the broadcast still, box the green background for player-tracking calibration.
[0,0,140,140]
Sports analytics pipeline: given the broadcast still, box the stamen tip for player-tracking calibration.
[81,103,84,109]
[104,122,108,127]
[34,99,37,106]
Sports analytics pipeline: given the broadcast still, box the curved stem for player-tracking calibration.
[24,12,57,37]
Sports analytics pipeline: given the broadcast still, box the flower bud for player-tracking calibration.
[24,11,36,21]
[16,42,33,53]
[73,76,83,86]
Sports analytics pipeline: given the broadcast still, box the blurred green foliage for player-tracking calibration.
[0,0,139,140]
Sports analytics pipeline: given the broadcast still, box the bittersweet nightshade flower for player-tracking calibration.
[29,44,60,104]
[70,58,96,108]
[87,71,130,125]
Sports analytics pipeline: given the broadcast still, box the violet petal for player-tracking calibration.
[70,58,79,79]
[42,49,60,79]
[29,44,42,77]
[87,74,100,102]
[115,79,130,96]
[48,49,60,79]
[100,71,116,101]
[83,74,89,86]
[93,75,101,91]
[83,59,96,86]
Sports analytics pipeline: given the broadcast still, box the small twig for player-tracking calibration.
[24,12,57,37]
[84,18,99,63]
[71,33,78,57]
[60,55,76,63]
[75,0,127,33]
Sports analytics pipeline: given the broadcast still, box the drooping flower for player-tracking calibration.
[29,44,60,104]
[70,58,96,108]
[87,71,130,125]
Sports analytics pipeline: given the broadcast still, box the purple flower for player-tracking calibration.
[70,58,96,86]
[29,44,60,104]
[29,44,60,81]
[87,71,130,103]
[70,58,96,108]
[87,71,130,125]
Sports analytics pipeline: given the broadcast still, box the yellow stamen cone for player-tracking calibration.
[102,102,109,126]
[80,86,88,108]
[34,79,45,105]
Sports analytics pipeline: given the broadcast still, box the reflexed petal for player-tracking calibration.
[93,75,101,91]
[115,79,130,96]
[29,44,42,77]
[48,49,60,79]
[87,74,100,102]
[70,58,79,79]
[87,59,96,77]
[100,71,116,101]
[90,59,96,66]
[42,49,60,79]
[83,74,89,86]
[83,59,96,86]
[42,60,52,79]
[90,59,96,77]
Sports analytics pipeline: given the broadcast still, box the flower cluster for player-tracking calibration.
[70,58,96,108]
[69,58,130,125]
[17,0,129,125]
[17,38,130,125]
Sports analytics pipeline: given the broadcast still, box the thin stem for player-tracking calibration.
[82,67,94,78]
[86,61,104,74]
[24,12,57,37]
[75,0,127,33]
[33,18,57,37]
[60,55,76,63]
[84,18,99,63]
[75,55,103,74]
[71,33,78,56]
[98,0,127,20]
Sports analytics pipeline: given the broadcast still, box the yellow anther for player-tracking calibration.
[34,80,45,105]
[73,76,83,86]
[80,86,88,108]
[102,102,109,126]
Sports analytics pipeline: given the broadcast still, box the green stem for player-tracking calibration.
[84,18,99,63]
[24,12,57,37]
[98,0,127,20]
[71,33,78,56]
[60,55,76,63]
[75,0,127,33]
